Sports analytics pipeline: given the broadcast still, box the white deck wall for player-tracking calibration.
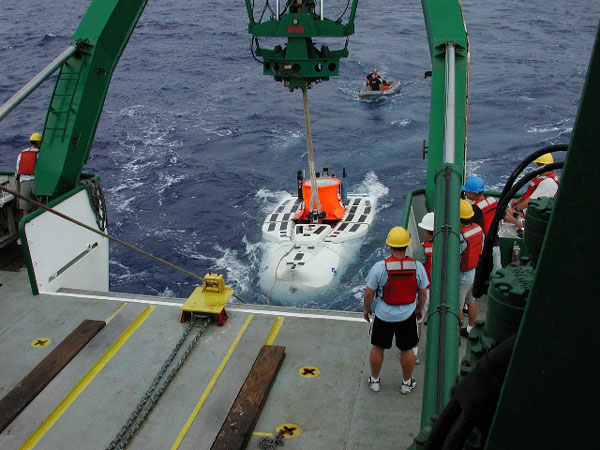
[24,189,109,293]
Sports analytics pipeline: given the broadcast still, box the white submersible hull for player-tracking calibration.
[258,193,376,303]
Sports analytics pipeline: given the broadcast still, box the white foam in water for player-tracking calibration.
[159,287,177,298]
[255,188,293,213]
[354,171,390,211]
[187,243,256,301]
[527,118,574,135]
[465,159,489,176]
[391,118,411,127]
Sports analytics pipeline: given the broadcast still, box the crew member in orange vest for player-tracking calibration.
[462,176,497,235]
[412,212,434,364]
[459,200,484,337]
[505,153,559,228]
[15,132,42,217]
[363,226,428,394]
[463,176,502,274]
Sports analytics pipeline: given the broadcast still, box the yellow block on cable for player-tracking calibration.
[182,273,234,314]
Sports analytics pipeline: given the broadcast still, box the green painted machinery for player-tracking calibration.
[245,0,358,91]
[34,0,149,199]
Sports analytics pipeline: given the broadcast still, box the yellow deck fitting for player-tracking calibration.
[298,366,320,378]
[30,338,51,348]
[181,274,234,325]
[276,423,301,438]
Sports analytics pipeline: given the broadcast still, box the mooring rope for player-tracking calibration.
[302,88,322,218]
[0,182,248,304]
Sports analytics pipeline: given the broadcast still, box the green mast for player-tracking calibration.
[34,0,149,198]
[413,0,469,440]
[421,0,469,211]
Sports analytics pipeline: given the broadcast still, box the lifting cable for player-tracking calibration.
[302,88,322,218]
[0,183,248,304]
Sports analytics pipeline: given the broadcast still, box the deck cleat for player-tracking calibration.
[180,273,234,326]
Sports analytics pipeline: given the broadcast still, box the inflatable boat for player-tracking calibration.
[258,170,376,303]
[358,80,402,98]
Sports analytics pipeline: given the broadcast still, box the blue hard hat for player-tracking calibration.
[462,176,485,193]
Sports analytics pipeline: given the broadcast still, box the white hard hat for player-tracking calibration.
[418,212,435,231]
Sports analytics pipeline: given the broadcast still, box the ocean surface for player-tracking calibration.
[1,1,598,309]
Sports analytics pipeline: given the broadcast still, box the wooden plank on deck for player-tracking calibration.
[0,319,105,432]
[211,345,285,450]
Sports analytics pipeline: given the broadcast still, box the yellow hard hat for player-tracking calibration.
[29,132,42,143]
[534,153,553,165]
[460,199,474,219]
[386,226,411,247]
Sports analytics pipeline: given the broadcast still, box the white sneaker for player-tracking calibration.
[368,376,380,393]
[401,377,416,394]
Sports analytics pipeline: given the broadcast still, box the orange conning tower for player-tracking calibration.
[299,177,346,221]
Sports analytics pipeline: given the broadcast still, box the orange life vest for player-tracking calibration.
[423,241,433,288]
[17,148,38,175]
[460,223,483,272]
[382,256,418,305]
[522,172,559,201]
[473,196,497,235]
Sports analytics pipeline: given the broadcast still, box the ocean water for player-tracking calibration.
[0,1,598,309]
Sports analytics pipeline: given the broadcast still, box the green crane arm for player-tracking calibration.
[34,0,149,198]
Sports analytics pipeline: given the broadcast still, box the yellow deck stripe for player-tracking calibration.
[252,432,273,437]
[20,306,155,450]
[264,316,285,345]
[105,302,127,324]
[171,314,254,450]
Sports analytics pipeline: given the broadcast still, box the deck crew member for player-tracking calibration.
[462,176,497,235]
[363,226,428,394]
[15,132,41,217]
[505,153,559,228]
[463,176,502,274]
[412,212,435,364]
[459,200,484,337]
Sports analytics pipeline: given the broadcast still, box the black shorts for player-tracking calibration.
[370,311,419,351]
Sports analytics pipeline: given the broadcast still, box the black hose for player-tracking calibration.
[250,37,264,64]
[497,144,567,202]
[471,144,567,298]
[424,397,461,449]
[336,0,351,22]
[423,334,517,450]
[472,160,563,298]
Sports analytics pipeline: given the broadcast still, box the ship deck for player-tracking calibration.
[0,268,481,449]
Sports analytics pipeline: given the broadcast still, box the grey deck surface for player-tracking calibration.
[0,268,484,449]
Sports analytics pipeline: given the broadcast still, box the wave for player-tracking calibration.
[527,118,574,134]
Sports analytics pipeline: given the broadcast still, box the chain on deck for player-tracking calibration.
[107,315,211,450]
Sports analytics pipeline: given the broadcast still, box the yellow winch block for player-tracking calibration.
[182,273,234,314]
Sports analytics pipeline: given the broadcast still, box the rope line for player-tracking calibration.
[0,183,250,304]
[302,89,322,218]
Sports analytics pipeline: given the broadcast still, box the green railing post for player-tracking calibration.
[421,163,462,429]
